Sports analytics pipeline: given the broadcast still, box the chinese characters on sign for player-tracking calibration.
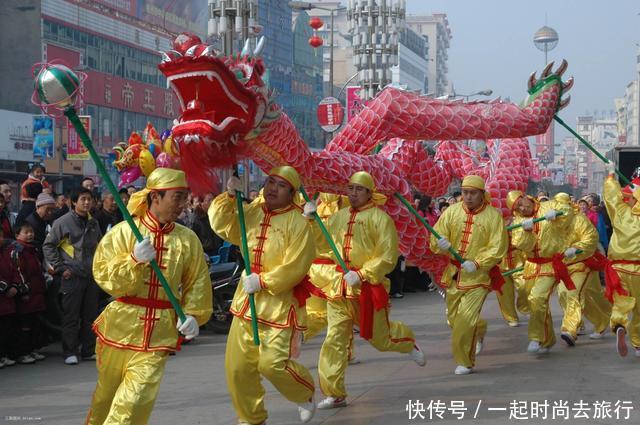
[405,400,634,421]
[67,115,91,161]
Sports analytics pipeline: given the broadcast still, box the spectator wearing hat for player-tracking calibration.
[25,193,57,259]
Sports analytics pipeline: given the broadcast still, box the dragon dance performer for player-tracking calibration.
[305,171,425,409]
[603,170,640,358]
[210,166,316,425]
[86,168,213,425]
[509,190,573,355]
[497,226,522,328]
[552,193,601,346]
[431,175,507,375]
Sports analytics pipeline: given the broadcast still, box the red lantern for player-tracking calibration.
[309,35,323,48]
[309,16,324,30]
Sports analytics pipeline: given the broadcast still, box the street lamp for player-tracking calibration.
[453,89,493,102]
[348,0,405,99]
[288,1,346,97]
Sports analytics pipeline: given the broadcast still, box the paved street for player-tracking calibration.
[1,290,639,425]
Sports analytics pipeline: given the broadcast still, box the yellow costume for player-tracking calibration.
[497,232,521,325]
[430,176,508,370]
[603,175,640,349]
[510,192,574,350]
[556,209,599,341]
[87,168,212,425]
[315,172,417,401]
[210,166,316,424]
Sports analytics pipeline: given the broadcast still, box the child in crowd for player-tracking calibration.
[0,227,17,367]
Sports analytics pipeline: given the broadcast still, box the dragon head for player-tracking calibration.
[158,33,270,189]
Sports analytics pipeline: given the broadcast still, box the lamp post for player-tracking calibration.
[288,1,346,97]
[347,0,405,100]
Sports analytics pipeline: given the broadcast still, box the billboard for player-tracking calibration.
[346,86,367,123]
[67,116,91,161]
[33,116,55,159]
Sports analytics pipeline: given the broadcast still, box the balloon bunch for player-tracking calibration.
[112,123,180,187]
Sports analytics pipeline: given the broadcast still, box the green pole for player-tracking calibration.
[506,211,565,231]
[299,187,348,273]
[234,190,260,346]
[394,192,465,263]
[64,108,185,322]
[502,249,583,276]
[554,115,631,186]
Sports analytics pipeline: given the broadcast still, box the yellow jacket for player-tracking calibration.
[511,199,574,279]
[92,211,212,352]
[430,201,508,290]
[209,193,315,329]
[314,201,399,299]
[603,175,640,274]
[565,211,599,273]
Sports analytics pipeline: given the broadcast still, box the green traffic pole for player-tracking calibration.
[394,192,465,264]
[64,108,185,322]
[501,249,583,276]
[506,211,565,231]
[299,187,349,273]
[234,189,260,346]
[554,115,631,186]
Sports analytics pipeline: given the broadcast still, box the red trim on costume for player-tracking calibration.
[313,258,335,265]
[285,365,315,392]
[117,296,173,309]
[450,259,505,294]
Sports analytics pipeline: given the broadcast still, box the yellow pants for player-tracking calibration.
[304,295,328,341]
[225,317,314,424]
[583,272,611,334]
[495,275,519,323]
[446,286,489,368]
[85,340,169,425]
[318,297,415,398]
[527,275,557,348]
[610,272,640,348]
[558,271,611,337]
[513,271,531,315]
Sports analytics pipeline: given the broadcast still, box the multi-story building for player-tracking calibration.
[391,26,429,93]
[575,115,619,193]
[0,0,204,192]
[406,13,451,96]
[291,10,324,149]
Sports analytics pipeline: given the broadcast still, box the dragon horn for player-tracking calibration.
[185,45,199,56]
[541,61,554,78]
[555,59,568,77]
[253,36,265,56]
[159,51,172,63]
[241,39,251,57]
[199,45,218,57]
[558,95,571,110]
[562,76,574,92]
[167,49,183,57]
[528,71,537,90]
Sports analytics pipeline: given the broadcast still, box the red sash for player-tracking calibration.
[450,259,505,294]
[528,254,576,290]
[117,296,174,309]
[359,281,389,341]
[583,252,634,303]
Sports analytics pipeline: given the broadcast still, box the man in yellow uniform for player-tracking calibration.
[553,194,600,346]
[305,171,425,409]
[497,228,522,328]
[603,168,640,357]
[86,168,212,425]
[210,166,316,424]
[431,175,507,375]
[509,191,574,355]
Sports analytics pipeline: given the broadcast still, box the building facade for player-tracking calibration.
[406,13,451,96]
[392,26,429,93]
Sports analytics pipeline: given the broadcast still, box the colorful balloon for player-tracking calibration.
[119,166,142,187]
[138,149,156,177]
[155,152,174,168]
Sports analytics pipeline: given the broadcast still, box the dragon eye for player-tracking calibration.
[235,69,245,80]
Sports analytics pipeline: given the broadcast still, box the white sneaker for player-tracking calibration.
[348,356,361,365]
[454,365,473,375]
[475,341,483,355]
[317,396,347,410]
[1,357,16,366]
[589,330,606,340]
[409,344,426,366]
[507,321,519,328]
[64,355,79,365]
[527,340,540,353]
[537,347,550,354]
[298,397,316,423]
[31,351,46,361]
[635,348,640,358]
[577,324,586,336]
[17,354,36,364]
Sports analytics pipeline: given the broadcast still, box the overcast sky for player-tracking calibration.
[406,0,639,141]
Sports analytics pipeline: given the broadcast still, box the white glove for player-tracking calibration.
[461,260,477,273]
[564,247,578,259]
[605,161,616,175]
[133,237,156,263]
[226,176,243,196]
[522,218,534,231]
[344,270,361,287]
[176,315,199,340]
[437,237,452,251]
[544,209,558,221]
[302,200,317,218]
[243,272,262,294]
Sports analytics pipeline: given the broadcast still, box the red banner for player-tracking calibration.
[68,116,91,160]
